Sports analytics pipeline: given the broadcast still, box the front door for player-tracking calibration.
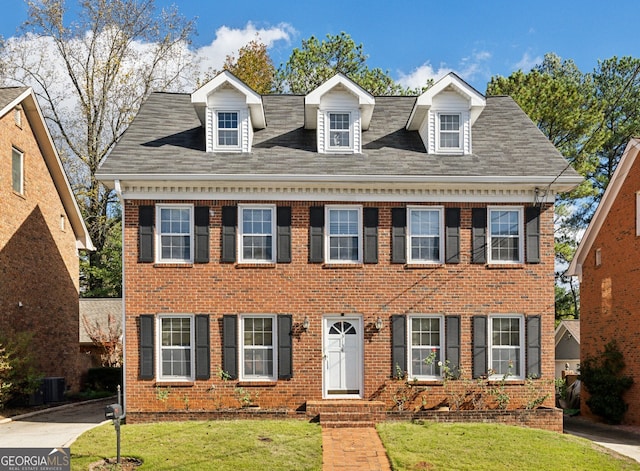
[323,317,363,398]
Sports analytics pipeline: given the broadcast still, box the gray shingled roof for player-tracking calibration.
[79,298,122,344]
[98,93,580,181]
[0,87,29,112]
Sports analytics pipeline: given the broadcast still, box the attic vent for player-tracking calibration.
[14,106,22,127]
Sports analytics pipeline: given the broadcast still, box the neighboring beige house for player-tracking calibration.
[80,298,122,369]
[555,320,580,378]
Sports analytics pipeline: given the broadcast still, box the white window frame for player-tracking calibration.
[326,111,352,152]
[325,205,363,264]
[488,206,524,264]
[12,147,23,194]
[156,204,194,264]
[240,314,277,381]
[407,206,444,264]
[216,110,241,150]
[488,314,525,380]
[636,192,640,236]
[238,204,276,263]
[437,112,462,153]
[157,314,195,382]
[407,315,444,380]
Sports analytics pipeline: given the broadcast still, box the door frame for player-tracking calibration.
[322,315,364,399]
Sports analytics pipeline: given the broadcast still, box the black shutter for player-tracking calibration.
[445,316,461,377]
[278,315,293,379]
[526,207,541,264]
[194,206,210,263]
[445,208,461,264]
[363,207,378,264]
[139,315,155,379]
[221,206,237,263]
[195,315,210,380]
[526,316,541,378]
[391,315,407,378]
[138,206,154,263]
[391,208,406,264]
[472,208,487,264]
[277,207,292,263]
[222,315,238,379]
[472,315,488,379]
[309,206,324,263]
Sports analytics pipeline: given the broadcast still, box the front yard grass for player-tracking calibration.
[377,421,640,471]
[70,420,322,471]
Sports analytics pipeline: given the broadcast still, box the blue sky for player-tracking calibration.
[2,0,639,92]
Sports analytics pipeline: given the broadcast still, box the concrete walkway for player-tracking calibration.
[564,415,640,463]
[322,427,391,470]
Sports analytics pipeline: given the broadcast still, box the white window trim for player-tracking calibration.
[487,206,524,264]
[215,110,241,151]
[157,314,195,382]
[325,111,353,153]
[240,314,278,381]
[238,204,276,263]
[407,206,444,264]
[155,204,194,264]
[407,315,444,381]
[436,112,463,154]
[325,205,363,264]
[488,314,525,381]
[12,147,24,194]
[636,192,640,236]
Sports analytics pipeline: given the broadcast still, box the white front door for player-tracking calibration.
[323,317,363,398]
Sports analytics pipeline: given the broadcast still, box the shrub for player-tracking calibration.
[580,340,633,424]
[85,367,122,393]
[0,333,43,407]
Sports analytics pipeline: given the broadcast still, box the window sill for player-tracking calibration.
[406,380,444,386]
[12,191,26,199]
[153,263,194,268]
[155,381,194,387]
[486,263,524,269]
[235,263,276,269]
[323,263,363,269]
[405,263,443,270]
[236,381,278,387]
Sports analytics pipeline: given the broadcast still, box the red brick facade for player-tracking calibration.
[0,97,82,393]
[123,199,557,419]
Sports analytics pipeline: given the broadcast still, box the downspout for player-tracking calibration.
[114,180,126,419]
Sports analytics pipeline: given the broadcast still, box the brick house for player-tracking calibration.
[567,138,640,425]
[97,71,581,426]
[0,87,93,395]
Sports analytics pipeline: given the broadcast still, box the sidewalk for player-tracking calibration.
[322,427,391,471]
[563,415,640,463]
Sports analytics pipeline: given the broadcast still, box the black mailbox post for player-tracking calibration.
[104,403,123,464]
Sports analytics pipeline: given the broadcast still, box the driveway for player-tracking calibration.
[564,415,640,463]
[0,397,114,448]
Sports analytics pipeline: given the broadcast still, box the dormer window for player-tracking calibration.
[328,112,351,149]
[217,111,239,147]
[438,113,461,151]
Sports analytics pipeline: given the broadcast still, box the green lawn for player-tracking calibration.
[70,420,322,471]
[377,421,640,471]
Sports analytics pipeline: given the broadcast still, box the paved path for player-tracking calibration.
[564,415,640,463]
[322,427,391,470]
[0,398,113,448]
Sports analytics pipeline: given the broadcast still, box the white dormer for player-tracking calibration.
[191,70,266,153]
[305,74,375,154]
[407,73,485,155]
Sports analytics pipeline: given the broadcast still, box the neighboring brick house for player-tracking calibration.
[80,298,122,369]
[567,138,640,425]
[554,320,580,378]
[0,87,93,394]
[97,71,581,426]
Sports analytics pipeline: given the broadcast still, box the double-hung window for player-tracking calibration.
[488,207,523,263]
[12,147,23,194]
[328,112,351,150]
[157,205,193,263]
[241,315,276,380]
[489,315,524,379]
[217,111,239,147]
[408,316,444,380]
[326,206,362,263]
[438,113,461,151]
[158,315,194,381]
[408,207,443,263]
[239,205,275,263]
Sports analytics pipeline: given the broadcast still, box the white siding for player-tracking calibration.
[206,87,251,152]
[317,89,361,154]
[424,91,473,155]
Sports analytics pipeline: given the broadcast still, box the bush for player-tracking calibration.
[0,333,43,408]
[85,367,122,393]
[580,340,633,424]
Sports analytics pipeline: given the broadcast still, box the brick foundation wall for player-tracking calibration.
[0,108,81,392]
[579,154,640,425]
[123,199,556,418]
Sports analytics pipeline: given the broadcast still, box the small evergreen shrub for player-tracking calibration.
[580,340,633,424]
[85,367,122,393]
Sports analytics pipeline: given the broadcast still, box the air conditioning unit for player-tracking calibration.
[43,377,66,403]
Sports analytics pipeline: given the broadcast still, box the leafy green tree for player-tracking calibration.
[1,0,196,296]
[223,38,275,94]
[80,218,122,297]
[275,32,414,95]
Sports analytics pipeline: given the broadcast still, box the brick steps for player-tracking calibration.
[306,400,385,428]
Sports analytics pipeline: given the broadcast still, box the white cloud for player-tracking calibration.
[514,52,542,72]
[195,22,294,74]
[397,62,451,90]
